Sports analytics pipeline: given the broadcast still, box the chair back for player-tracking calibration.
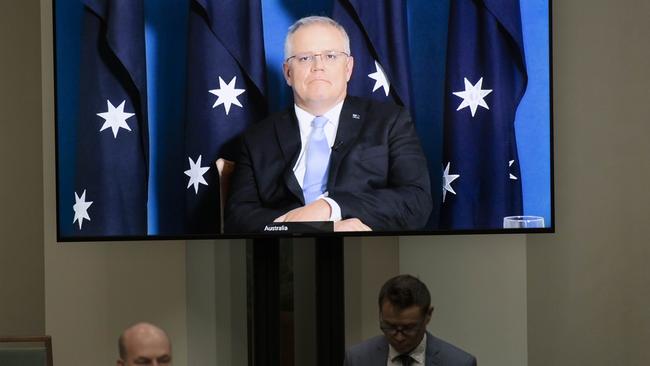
[0,336,53,366]
[216,158,236,232]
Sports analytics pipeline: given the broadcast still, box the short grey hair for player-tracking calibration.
[283,16,351,61]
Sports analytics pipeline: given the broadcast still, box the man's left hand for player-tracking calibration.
[274,199,331,222]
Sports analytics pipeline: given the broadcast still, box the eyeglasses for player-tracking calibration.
[379,319,424,337]
[286,51,350,65]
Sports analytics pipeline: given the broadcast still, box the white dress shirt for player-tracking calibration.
[292,102,344,221]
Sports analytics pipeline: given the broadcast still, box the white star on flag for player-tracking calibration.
[72,189,93,230]
[509,160,518,180]
[452,77,493,117]
[184,155,210,194]
[442,162,460,203]
[368,60,390,96]
[97,99,135,138]
[209,76,245,115]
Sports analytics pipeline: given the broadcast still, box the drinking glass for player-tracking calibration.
[503,215,545,229]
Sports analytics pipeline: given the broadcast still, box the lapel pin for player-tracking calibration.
[352,113,360,119]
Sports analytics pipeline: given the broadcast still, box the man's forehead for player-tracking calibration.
[127,343,171,361]
[291,24,344,45]
[381,302,425,318]
[124,330,170,354]
[294,22,339,34]
[127,336,170,349]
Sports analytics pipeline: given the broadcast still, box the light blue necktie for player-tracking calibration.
[302,116,330,204]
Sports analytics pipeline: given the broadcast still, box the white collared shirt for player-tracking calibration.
[387,333,427,366]
[292,102,343,221]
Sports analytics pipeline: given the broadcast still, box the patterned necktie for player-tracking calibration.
[396,354,414,366]
[302,116,330,204]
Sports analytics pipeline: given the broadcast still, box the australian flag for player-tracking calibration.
[332,0,412,108]
[439,0,528,229]
[184,0,267,234]
[74,0,148,236]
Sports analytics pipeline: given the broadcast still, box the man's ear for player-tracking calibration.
[283,63,292,86]
[424,306,434,324]
[345,56,354,81]
[117,359,125,366]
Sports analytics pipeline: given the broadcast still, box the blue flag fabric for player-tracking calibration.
[184,0,267,234]
[74,0,148,236]
[332,0,412,109]
[439,0,528,229]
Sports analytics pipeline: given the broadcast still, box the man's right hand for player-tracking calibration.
[334,218,372,232]
[274,199,331,223]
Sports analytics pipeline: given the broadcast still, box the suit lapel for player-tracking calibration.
[375,337,390,365]
[426,332,441,366]
[328,97,365,188]
[274,110,304,204]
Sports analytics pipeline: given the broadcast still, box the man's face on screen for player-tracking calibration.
[283,23,353,114]
[379,301,432,354]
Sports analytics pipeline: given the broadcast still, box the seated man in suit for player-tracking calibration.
[224,16,432,233]
[117,322,172,366]
[344,275,476,366]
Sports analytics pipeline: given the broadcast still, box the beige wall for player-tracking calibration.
[527,0,650,365]
[400,235,528,366]
[345,234,528,366]
[344,236,400,346]
[186,240,248,366]
[42,241,187,365]
[0,0,45,336]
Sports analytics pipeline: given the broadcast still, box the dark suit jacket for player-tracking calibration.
[343,332,477,366]
[224,96,432,233]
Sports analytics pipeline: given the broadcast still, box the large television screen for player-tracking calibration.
[55,0,553,240]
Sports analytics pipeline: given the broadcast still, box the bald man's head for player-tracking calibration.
[117,322,172,366]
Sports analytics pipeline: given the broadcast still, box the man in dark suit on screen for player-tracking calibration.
[344,275,477,366]
[224,16,431,233]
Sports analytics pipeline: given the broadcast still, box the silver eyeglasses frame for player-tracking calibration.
[285,51,350,65]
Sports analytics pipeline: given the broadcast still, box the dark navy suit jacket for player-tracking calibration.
[343,332,477,366]
[224,96,432,233]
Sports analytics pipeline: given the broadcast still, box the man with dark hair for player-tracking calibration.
[344,275,476,366]
[117,322,172,366]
